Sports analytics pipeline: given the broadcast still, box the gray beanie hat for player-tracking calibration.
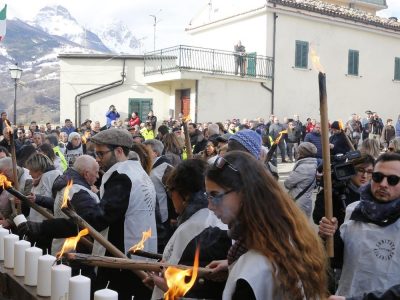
[297,142,317,158]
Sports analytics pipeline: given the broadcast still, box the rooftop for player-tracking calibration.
[269,0,399,32]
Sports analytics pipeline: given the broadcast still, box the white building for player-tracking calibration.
[59,0,400,125]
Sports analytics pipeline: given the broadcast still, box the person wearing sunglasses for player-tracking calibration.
[319,152,400,298]
[313,154,375,293]
[206,151,328,300]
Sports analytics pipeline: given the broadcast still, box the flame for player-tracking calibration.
[129,228,152,253]
[310,47,325,73]
[274,130,288,145]
[57,228,89,258]
[81,131,91,144]
[164,247,200,300]
[0,173,13,189]
[61,180,73,209]
[338,120,345,131]
[4,120,13,138]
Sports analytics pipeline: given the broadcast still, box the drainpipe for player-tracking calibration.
[74,59,126,128]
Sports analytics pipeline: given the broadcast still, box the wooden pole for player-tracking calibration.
[5,186,93,250]
[6,186,54,220]
[182,120,193,159]
[62,204,147,280]
[65,252,212,278]
[318,72,334,257]
[127,249,162,260]
[5,120,21,214]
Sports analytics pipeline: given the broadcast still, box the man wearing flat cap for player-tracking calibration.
[89,128,157,299]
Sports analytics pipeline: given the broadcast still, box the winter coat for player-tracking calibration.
[396,120,400,138]
[329,132,351,155]
[381,125,395,144]
[304,132,323,158]
[284,157,317,218]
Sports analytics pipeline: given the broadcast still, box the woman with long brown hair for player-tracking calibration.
[205,151,328,300]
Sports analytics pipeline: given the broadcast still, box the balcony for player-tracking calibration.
[143,45,273,80]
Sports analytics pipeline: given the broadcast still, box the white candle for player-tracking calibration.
[0,226,9,260]
[14,239,31,276]
[69,272,91,300]
[51,263,71,300]
[37,253,56,296]
[24,246,43,286]
[13,214,27,227]
[4,233,19,268]
[94,288,118,300]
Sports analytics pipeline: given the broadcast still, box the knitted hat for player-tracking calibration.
[68,132,81,142]
[297,142,317,158]
[229,129,262,159]
[331,121,340,130]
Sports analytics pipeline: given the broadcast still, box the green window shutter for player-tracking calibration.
[295,41,309,69]
[129,98,153,121]
[348,50,359,76]
[394,57,400,81]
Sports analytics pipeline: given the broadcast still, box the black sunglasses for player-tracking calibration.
[213,156,238,172]
[372,172,400,186]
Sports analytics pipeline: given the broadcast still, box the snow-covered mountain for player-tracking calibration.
[32,5,110,53]
[0,5,143,123]
[91,20,142,54]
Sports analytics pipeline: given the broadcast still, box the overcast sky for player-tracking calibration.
[4,0,400,51]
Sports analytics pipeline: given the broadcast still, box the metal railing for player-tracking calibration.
[144,45,273,79]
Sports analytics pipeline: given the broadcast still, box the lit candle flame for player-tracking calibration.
[57,228,89,259]
[310,47,325,73]
[129,228,152,253]
[0,173,13,189]
[164,247,200,300]
[61,180,73,209]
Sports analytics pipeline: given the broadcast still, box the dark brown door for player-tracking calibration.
[181,96,190,118]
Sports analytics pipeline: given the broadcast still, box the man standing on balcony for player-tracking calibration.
[234,40,246,76]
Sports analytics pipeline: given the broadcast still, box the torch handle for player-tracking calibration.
[182,121,193,159]
[66,253,212,278]
[319,73,334,257]
[6,187,54,219]
[62,205,147,280]
[127,249,162,260]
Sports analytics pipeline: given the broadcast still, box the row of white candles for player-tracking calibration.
[0,224,119,300]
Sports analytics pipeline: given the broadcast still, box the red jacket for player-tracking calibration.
[129,117,141,127]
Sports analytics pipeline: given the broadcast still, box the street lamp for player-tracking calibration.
[9,63,22,125]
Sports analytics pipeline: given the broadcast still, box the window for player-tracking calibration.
[348,50,359,76]
[394,57,400,81]
[295,41,309,69]
[128,98,152,121]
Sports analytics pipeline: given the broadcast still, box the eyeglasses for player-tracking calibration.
[355,167,373,176]
[94,149,113,159]
[214,156,238,172]
[372,172,400,186]
[204,190,234,205]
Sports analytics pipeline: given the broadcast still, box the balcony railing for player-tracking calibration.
[144,45,273,79]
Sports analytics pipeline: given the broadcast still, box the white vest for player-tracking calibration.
[93,160,157,257]
[28,169,62,222]
[337,201,400,297]
[151,208,227,300]
[223,250,282,300]
[150,160,172,223]
[51,184,100,256]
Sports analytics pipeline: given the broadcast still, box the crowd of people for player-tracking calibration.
[0,107,399,300]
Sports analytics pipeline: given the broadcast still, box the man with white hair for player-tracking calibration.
[0,157,32,227]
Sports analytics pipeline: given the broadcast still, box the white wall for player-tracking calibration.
[270,11,400,121]
[197,76,271,122]
[188,11,268,57]
[60,57,171,126]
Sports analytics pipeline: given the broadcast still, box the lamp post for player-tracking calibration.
[149,10,161,51]
[9,63,22,125]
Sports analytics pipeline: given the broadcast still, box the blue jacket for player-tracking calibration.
[396,120,400,137]
[106,111,120,126]
[304,132,323,158]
